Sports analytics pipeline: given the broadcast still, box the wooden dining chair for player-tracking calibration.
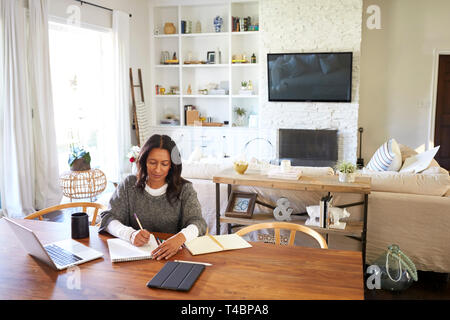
[236,222,328,249]
[24,202,107,226]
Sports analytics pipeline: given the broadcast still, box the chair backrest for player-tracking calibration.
[235,222,328,249]
[24,202,107,226]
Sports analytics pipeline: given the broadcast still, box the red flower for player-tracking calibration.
[130,157,135,163]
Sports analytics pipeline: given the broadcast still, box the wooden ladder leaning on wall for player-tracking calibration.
[129,68,145,147]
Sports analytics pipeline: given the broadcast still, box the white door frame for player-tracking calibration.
[428,49,450,150]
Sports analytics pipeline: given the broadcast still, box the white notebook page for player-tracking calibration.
[107,234,158,262]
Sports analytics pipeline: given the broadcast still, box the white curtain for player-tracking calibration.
[0,0,35,218]
[28,0,62,209]
[111,10,131,183]
[0,0,61,218]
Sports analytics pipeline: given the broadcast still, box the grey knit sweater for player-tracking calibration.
[99,175,207,236]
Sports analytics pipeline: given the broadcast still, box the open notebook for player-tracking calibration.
[107,235,158,263]
[184,233,252,256]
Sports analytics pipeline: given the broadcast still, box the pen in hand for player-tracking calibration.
[133,213,150,247]
[134,213,144,230]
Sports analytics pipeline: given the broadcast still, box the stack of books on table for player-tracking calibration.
[239,89,254,96]
[266,167,302,180]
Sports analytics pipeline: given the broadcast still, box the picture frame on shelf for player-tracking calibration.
[207,51,215,64]
[225,191,257,219]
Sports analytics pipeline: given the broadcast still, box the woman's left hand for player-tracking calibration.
[151,233,186,260]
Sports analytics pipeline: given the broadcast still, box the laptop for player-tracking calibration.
[4,217,103,270]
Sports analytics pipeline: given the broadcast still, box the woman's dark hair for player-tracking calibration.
[135,134,188,204]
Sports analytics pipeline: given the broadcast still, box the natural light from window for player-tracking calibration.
[48,21,115,179]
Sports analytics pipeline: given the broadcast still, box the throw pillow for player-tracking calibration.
[400,146,440,173]
[366,138,402,172]
[399,143,441,168]
[319,54,341,74]
[187,146,203,163]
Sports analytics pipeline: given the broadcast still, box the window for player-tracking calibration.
[48,20,116,179]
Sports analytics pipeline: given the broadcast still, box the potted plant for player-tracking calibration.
[234,107,247,127]
[335,161,357,183]
[68,144,91,171]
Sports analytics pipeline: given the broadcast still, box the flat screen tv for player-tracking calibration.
[267,52,353,102]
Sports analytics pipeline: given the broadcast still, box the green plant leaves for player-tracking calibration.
[68,146,91,166]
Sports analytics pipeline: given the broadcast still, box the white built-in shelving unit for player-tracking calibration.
[149,0,261,129]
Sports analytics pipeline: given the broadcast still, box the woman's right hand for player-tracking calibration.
[131,229,151,246]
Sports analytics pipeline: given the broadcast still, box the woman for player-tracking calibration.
[99,134,207,260]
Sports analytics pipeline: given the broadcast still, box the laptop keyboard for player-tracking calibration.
[45,244,83,267]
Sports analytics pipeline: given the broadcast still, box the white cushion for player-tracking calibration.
[366,138,402,172]
[249,163,334,176]
[360,168,450,196]
[187,146,203,163]
[182,158,233,180]
[399,146,440,173]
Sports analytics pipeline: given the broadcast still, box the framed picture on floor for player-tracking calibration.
[225,191,257,219]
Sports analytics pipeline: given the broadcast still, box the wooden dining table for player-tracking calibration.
[0,218,364,300]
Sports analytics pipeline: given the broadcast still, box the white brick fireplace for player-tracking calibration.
[260,0,362,163]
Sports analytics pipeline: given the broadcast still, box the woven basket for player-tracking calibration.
[59,169,107,200]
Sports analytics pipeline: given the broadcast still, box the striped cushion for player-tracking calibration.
[366,138,402,172]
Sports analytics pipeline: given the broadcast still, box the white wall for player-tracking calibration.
[360,0,450,161]
[260,0,363,162]
[48,0,151,145]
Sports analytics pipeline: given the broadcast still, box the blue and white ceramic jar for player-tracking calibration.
[214,16,223,32]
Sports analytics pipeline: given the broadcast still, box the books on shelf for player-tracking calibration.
[181,20,192,34]
[319,194,333,229]
[209,89,227,95]
[232,16,259,32]
[239,89,254,96]
[184,233,252,256]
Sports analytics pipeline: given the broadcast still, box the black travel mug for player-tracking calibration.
[71,212,89,239]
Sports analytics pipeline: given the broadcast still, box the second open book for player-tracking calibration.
[184,233,252,256]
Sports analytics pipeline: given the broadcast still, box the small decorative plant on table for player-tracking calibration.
[335,161,356,183]
[68,144,91,171]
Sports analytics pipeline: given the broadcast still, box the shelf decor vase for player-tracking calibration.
[235,115,246,127]
[214,16,223,32]
[164,22,176,34]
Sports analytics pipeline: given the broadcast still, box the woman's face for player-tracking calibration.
[146,147,171,186]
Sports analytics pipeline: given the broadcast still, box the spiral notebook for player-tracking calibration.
[107,235,158,263]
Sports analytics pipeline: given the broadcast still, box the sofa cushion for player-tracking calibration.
[182,159,233,180]
[182,161,335,180]
[400,146,440,173]
[366,138,402,172]
[399,144,440,169]
[359,169,450,196]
